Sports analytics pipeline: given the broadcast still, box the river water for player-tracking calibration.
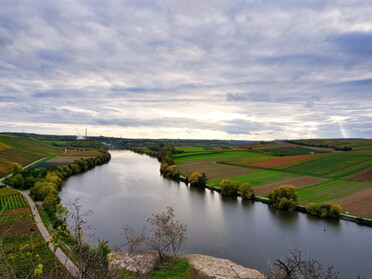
[60,150,372,278]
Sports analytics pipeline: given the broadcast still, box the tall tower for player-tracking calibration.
[85,128,87,139]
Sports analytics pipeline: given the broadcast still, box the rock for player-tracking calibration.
[108,252,266,278]
[183,254,265,279]
[107,252,158,274]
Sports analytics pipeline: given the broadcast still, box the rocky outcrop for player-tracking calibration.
[183,254,265,279]
[108,252,158,274]
[108,252,266,278]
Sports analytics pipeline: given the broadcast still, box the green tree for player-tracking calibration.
[11,173,24,188]
[269,185,299,211]
[239,183,254,200]
[219,179,239,197]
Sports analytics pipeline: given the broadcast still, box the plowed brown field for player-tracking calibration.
[178,160,263,180]
[253,176,329,196]
[348,168,372,181]
[250,155,315,168]
[333,188,372,219]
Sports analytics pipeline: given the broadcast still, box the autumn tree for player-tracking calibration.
[239,183,254,200]
[269,185,299,211]
[219,179,239,197]
[188,172,207,188]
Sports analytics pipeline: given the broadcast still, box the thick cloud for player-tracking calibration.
[0,0,371,139]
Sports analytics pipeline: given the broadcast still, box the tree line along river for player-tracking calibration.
[59,150,372,278]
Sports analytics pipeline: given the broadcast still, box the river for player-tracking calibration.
[59,150,372,278]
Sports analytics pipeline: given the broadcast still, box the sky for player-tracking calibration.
[0,0,371,140]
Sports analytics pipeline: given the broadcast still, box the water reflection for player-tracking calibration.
[60,150,372,279]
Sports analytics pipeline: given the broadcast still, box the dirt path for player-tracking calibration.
[20,190,80,278]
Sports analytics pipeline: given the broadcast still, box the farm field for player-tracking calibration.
[175,151,274,180]
[348,168,372,181]
[0,187,28,210]
[208,170,302,187]
[249,154,316,168]
[0,187,65,277]
[253,176,329,196]
[174,151,273,164]
[174,139,372,218]
[284,155,372,178]
[0,135,63,177]
[298,180,372,203]
[257,146,328,156]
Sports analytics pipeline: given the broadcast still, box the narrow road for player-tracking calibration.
[20,190,80,278]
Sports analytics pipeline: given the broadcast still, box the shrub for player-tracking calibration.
[269,185,299,211]
[219,179,239,197]
[306,203,342,218]
[239,183,254,200]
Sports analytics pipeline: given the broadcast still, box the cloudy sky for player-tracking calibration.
[0,0,371,140]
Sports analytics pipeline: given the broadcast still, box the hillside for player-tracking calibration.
[0,134,63,177]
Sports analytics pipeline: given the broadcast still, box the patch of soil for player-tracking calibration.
[348,168,372,181]
[332,188,372,219]
[178,161,263,180]
[250,155,315,168]
[253,176,329,196]
[0,218,36,237]
[8,208,31,216]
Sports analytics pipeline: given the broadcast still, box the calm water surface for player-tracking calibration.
[60,151,372,278]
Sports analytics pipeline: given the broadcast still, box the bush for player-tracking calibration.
[219,179,239,197]
[306,203,342,218]
[269,185,299,211]
[239,183,254,200]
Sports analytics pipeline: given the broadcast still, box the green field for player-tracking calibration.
[42,140,74,145]
[208,170,301,187]
[0,135,63,177]
[298,180,372,203]
[284,155,372,178]
[0,187,28,211]
[260,147,328,156]
[0,193,28,210]
[174,151,272,164]
[177,146,205,152]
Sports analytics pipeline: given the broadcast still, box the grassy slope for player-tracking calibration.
[0,135,63,177]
